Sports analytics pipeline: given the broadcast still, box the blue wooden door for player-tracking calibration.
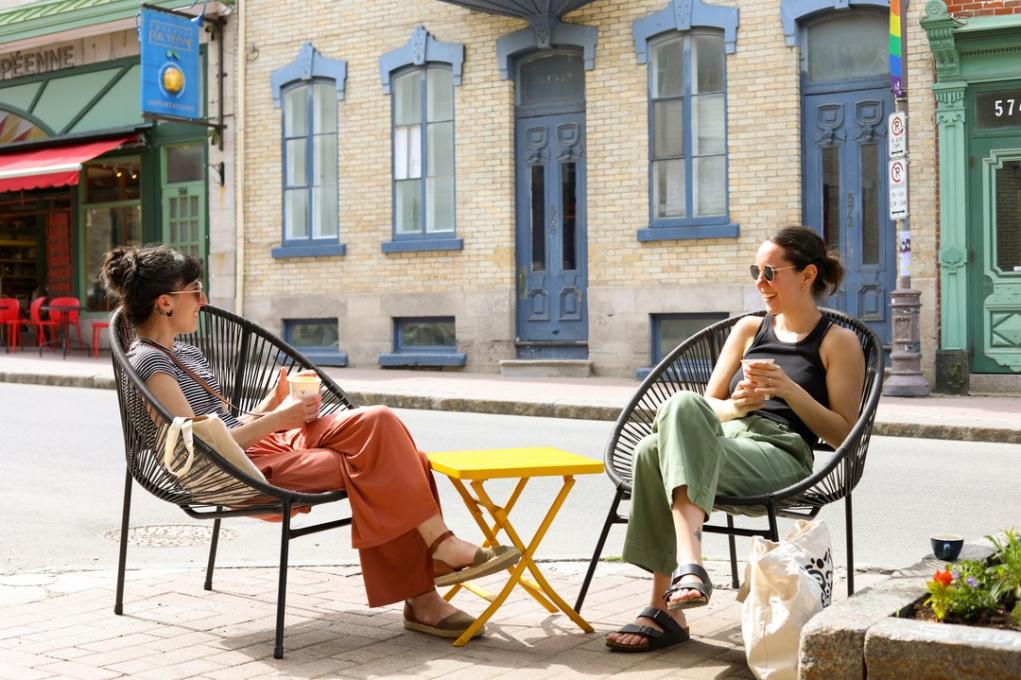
[515,112,588,353]
[803,88,894,347]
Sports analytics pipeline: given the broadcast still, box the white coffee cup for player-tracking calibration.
[287,373,321,399]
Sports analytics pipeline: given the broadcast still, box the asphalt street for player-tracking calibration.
[2,382,1019,580]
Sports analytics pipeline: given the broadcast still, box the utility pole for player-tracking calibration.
[884,0,930,396]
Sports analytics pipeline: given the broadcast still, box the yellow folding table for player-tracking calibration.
[426,446,604,646]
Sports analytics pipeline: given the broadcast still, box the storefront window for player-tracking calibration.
[84,158,141,203]
[82,155,142,311]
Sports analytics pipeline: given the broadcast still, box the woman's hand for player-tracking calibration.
[272,394,322,430]
[743,361,793,401]
[728,379,768,418]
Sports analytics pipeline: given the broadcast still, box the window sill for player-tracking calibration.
[271,243,347,258]
[378,351,466,368]
[381,237,463,253]
[298,351,348,367]
[637,223,739,242]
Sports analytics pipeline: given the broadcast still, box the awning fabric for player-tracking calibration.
[0,135,137,192]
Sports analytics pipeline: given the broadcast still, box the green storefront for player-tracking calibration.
[924,2,1021,388]
[0,0,212,341]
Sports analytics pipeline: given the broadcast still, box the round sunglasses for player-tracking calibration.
[749,264,797,282]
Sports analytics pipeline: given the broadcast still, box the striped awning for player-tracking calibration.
[435,0,595,20]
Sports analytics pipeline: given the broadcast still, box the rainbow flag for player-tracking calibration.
[890,0,903,96]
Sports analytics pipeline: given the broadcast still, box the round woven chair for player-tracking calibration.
[109,304,358,659]
[574,308,884,612]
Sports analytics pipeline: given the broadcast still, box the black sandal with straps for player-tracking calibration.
[605,606,690,653]
[663,563,713,611]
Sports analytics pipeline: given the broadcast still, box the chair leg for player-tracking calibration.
[114,469,132,615]
[726,514,739,589]
[273,504,292,660]
[204,516,222,591]
[766,501,780,542]
[574,487,624,614]
[845,493,854,596]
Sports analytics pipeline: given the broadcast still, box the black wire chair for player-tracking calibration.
[110,304,358,659]
[574,309,884,612]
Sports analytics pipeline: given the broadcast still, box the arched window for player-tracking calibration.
[270,44,347,258]
[804,12,888,84]
[634,0,739,242]
[379,26,464,253]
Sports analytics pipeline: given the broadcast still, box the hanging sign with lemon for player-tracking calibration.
[140,7,201,120]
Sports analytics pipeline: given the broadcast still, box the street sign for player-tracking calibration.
[889,158,908,219]
[889,112,907,157]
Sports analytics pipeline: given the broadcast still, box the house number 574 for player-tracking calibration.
[994,99,1017,117]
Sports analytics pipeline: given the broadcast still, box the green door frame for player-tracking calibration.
[159,141,208,269]
[923,2,1021,376]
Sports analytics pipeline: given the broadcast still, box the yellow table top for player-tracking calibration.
[427,446,604,480]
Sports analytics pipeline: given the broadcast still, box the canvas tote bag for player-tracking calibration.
[163,415,268,506]
[737,519,834,680]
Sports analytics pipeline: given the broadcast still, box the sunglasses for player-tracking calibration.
[167,281,204,296]
[749,264,797,282]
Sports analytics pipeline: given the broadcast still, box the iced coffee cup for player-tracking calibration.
[287,373,321,399]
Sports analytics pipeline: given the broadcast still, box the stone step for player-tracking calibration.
[498,359,592,378]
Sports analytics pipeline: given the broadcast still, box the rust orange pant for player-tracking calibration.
[245,405,441,607]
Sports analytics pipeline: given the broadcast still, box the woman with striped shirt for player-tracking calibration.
[102,245,519,640]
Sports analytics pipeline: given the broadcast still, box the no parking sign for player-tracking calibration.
[889,158,908,219]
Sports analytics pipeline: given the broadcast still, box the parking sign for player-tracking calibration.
[889,158,908,219]
[889,112,907,157]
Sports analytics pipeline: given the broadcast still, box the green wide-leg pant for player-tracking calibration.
[621,391,815,575]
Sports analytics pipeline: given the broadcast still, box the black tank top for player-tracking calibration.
[728,313,832,448]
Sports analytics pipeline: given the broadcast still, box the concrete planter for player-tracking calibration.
[799,542,1021,680]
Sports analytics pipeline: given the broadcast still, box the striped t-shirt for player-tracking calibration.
[127,340,242,429]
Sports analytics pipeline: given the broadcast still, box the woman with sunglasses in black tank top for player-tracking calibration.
[607,226,865,653]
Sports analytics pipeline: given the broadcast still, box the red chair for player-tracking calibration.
[19,297,59,351]
[91,321,110,358]
[47,296,87,353]
[0,298,19,351]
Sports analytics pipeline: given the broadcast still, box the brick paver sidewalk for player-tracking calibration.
[0,560,882,680]
[0,563,750,680]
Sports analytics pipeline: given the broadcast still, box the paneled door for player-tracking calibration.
[803,88,894,348]
[161,143,206,262]
[514,112,588,351]
[968,135,1021,373]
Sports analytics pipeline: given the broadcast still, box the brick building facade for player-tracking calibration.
[238,0,949,380]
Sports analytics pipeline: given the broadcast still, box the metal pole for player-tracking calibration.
[883,2,930,397]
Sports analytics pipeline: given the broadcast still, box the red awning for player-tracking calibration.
[0,135,138,192]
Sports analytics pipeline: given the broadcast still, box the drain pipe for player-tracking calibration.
[233,0,247,315]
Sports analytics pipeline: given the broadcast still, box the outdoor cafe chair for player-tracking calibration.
[19,296,58,350]
[46,295,87,352]
[573,308,884,613]
[0,297,19,351]
[109,304,358,659]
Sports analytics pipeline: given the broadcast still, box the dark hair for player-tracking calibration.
[768,226,844,297]
[101,245,202,326]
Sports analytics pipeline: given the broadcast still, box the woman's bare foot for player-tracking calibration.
[430,533,479,569]
[666,572,708,608]
[406,589,462,626]
[606,607,688,648]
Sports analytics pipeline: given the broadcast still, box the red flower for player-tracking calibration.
[932,567,953,587]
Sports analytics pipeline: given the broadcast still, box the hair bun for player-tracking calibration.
[100,246,139,296]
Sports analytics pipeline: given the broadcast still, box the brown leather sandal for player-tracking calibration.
[429,530,521,587]
[403,601,484,639]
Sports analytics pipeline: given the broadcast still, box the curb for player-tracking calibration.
[4,371,1020,444]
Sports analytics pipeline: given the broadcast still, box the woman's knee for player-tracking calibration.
[360,404,401,425]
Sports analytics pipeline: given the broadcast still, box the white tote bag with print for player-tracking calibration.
[737,519,834,680]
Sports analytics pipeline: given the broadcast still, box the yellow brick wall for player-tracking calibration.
[241,0,940,377]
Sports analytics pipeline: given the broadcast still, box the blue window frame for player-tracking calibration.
[379,316,466,367]
[283,318,348,366]
[633,0,739,242]
[636,312,727,379]
[269,43,347,258]
[379,26,464,253]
